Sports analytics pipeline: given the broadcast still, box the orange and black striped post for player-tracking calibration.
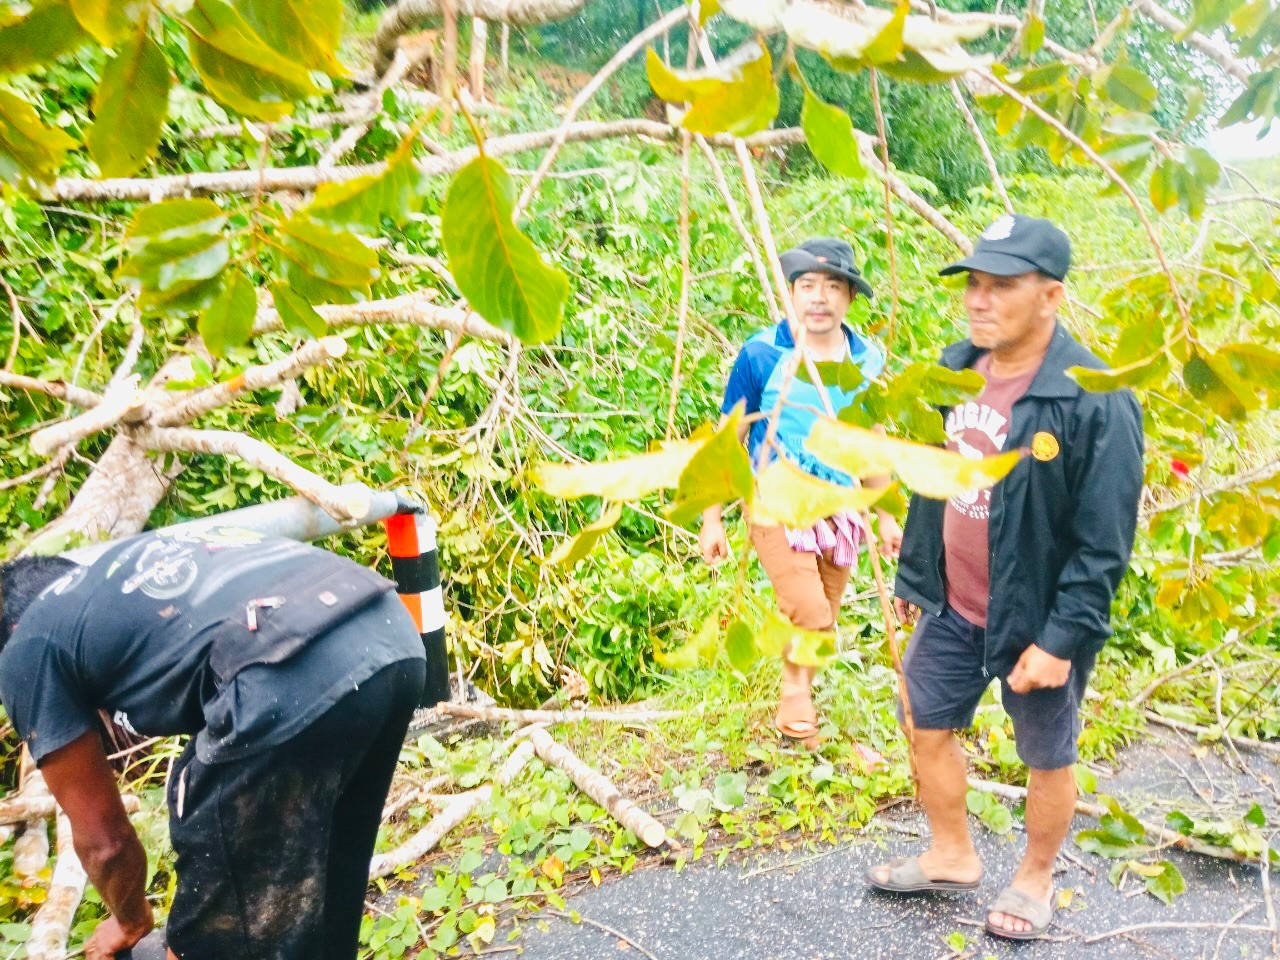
[384,511,450,706]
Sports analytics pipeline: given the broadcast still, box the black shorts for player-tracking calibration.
[901,604,1094,770]
[165,657,425,960]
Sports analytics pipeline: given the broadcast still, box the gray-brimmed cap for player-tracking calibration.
[939,214,1071,281]
[779,237,874,299]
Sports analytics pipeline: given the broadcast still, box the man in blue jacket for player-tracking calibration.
[867,216,1143,941]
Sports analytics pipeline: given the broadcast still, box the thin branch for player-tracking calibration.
[438,703,683,724]
[29,375,145,457]
[318,50,419,170]
[1207,194,1280,213]
[131,425,374,522]
[155,336,349,427]
[0,453,68,493]
[1143,457,1280,517]
[0,371,101,410]
[869,69,901,350]
[25,813,85,960]
[513,4,689,216]
[950,79,1012,212]
[666,129,693,439]
[1130,0,1252,83]
[52,121,808,202]
[253,291,514,345]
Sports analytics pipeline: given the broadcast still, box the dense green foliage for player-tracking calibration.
[0,0,1279,953]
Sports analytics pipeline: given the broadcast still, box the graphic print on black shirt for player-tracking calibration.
[0,527,422,764]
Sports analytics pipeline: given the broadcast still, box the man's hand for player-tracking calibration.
[85,912,152,960]
[893,597,918,627]
[699,516,729,566]
[1006,644,1071,694]
[876,511,903,559]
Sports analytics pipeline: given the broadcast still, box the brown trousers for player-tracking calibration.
[750,523,852,632]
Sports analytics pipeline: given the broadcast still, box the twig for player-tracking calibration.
[1082,920,1273,944]
[0,371,101,410]
[950,80,1012,213]
[437,703,683,724]
[524,726,667,848]
[1130,0,1252,83]
[539,910,660,960]
[369,736,536,878]
[514,4,688,216]
[868,70,900,349]
[666,128,693,439]
[1144,458,1280,518]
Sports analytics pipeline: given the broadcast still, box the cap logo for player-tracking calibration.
[982,215,1016,241]
[816,256,828,262]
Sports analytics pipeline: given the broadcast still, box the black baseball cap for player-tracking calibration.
[939,214,1071,281]
[779,237,874,299]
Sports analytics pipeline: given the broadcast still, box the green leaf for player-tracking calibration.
[724,620,755,674]
[1074,764,1098,794]
[1105,63,1157,112]
[0,1,91,75]
[797,357,867,392]
[0,86,76,184]
[1103,112,1160,136]
[118,198,230,316]
[712,770,748,810]
[787,624,836,667]
[753,455,885,528]
[1245,803,1267,828]
[69,0,146,45]
[1143,860,1186,906]
[1165,810,1196,835]
[1020,13,1045,57]
[532,437,703,501]
[184,0,319,121]
[442,155,569,344]
[655,609,720,669]
[1068,355,1169,391]
[647,44,779,136]
[1183,348,1256,420]
[1149,159,1178,213]
[87,29,171,177]
[1010,62,1070,94]
[911,363,985,406]
[277,215,379,304]
[271,282,327,338]
[199,269,256,356]
[668,409,753,526]
[863,2,907,65]
[547,502,622,567]
[306,137,425,233]
[231,0,346,76]
[800,88,865,179]
[806,418,1021,500]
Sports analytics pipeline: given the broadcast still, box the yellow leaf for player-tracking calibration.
[532,438,703,501]
[540,854,565,884]
[753,456,885,527]
[668,406,753,525]
[806,418,1021,500]
[655,609,720,669]
[546,502,623,567]
[756,610,834,666]
[471,914,496,945]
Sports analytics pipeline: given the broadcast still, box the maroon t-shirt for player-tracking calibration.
[942,354,1038,627]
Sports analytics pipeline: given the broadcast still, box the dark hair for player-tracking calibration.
[0,556,79,649]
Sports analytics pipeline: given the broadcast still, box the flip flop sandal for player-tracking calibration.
[866,857,983,894]
[984,885,1054,941]
[774,685,821,750]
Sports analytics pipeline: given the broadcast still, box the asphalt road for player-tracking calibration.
[514,733,1280,960]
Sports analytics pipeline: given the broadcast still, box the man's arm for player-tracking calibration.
[40,731,153,957]
[1010,394,1144,690]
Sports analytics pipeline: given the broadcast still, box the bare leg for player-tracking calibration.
[871,727,983,884]
[987,765,1074,935]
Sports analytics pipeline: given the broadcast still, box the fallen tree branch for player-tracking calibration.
[1130,0,1252,83]
[524,726,667,848]
[25,813,86,960]
[0,371,101,409]
[252,292,513,346]
[0,794,141,826]
[51,121,809,202]
[1081,920,1274,944]
[155,336,349,427]
[437,703,684,724]
[968,777,1272,865]
[13,758,50,881]
[131,425,372,522]
[30,375,145,457]
[319,50,419,170]
[1144,458,1280,517]
[372,0,589,76]
[369,737,536,878]
[1136,615,1277,704]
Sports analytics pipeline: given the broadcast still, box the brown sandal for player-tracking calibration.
[775,683,821,749]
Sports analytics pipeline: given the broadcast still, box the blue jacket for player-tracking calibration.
[721,320,884,486]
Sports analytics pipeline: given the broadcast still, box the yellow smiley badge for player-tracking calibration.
[1031,431,1060,462]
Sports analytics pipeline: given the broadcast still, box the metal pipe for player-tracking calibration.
[64,486,426,564]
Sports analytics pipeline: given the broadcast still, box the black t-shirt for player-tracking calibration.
[0,527,425,765]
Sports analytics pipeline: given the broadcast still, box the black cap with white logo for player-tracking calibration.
[939,214,1071,281]
[779,237,874,299]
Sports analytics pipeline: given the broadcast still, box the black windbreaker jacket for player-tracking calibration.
[894,324,1145,676]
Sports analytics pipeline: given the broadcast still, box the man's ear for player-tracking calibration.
[1041,279,1066,318]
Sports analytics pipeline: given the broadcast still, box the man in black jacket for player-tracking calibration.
[866,216,1143,941]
